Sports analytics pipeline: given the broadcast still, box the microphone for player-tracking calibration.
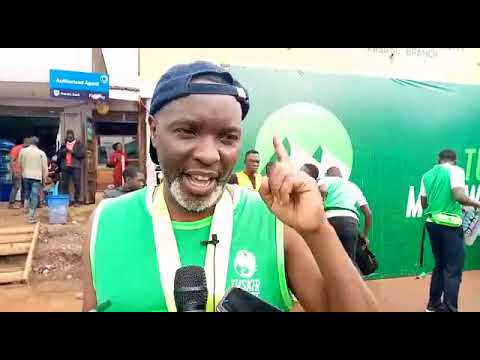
[201,234,219,246]
[173,265,208,312]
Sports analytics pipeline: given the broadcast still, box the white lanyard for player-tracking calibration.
[146,184,234,312]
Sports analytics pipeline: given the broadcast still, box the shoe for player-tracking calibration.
[425,303,448,312]
[8,204,21,209]
[73,202,80,207]
[27,216,38,224]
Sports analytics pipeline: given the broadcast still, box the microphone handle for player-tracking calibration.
[179,304,206,312]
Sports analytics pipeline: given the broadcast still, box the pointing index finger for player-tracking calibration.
[273,135,290,163]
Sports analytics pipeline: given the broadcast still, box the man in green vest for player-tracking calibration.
[318,166,372,262]
[420,149,480,312]
[82,61,378,312]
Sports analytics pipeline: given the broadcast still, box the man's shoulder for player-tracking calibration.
[230,185,269,214]
[103,187,125,199]
[347,180,363,192]
[426,164,464,177]
[448,164,465,176]
[11,145,22,157]
[423,165,440,178]
[21,146,34,156]
[11,144,22,153]
[100,187,148,216]
[324,176,342,187]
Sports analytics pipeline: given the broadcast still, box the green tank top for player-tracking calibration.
[422,164,462,219]
[91,187,293,312]
[323,177,362,217]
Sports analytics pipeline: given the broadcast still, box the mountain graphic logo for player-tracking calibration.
[255,103,353,179]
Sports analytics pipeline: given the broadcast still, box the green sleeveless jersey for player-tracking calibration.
[322,176,367,217]
[420,164,465,219]
[91,186,293,312]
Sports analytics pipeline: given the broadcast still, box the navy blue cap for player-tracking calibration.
[149,61,249,118]
[149,61,250,165]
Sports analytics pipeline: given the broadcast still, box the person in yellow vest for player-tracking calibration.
[229,149,262,191]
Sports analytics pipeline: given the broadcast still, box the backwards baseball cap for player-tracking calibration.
[148,61,250,165]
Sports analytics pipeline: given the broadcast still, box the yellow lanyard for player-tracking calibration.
[146,184,234,312]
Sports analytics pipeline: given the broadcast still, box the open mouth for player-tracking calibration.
[180,173,218,196]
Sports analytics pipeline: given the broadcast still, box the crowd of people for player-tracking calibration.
[7,129,143,222]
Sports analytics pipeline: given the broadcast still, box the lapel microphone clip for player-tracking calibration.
[201,234,219,246]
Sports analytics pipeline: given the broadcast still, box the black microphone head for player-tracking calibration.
[174,266,208,312]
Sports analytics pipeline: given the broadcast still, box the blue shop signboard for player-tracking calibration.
[49,69,109,101]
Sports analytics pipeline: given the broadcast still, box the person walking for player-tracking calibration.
[420,149,480,312]
[8,137,30,209]
[19,137,48,223]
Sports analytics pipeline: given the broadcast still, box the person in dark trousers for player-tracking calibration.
[319,166,372,262]
[8,137,30,209]
[57,130,85,207]
[420,149,480,312]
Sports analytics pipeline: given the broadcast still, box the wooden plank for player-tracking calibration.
[0,225,35,236]
[0,266,25,273]
[0,234,33,245]
[23,222,40,282]
[0,243,30,256]
[0,271,24,284]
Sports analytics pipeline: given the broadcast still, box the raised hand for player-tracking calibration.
[259,136,327,235]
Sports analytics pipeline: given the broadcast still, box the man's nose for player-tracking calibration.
[192,137,221,165]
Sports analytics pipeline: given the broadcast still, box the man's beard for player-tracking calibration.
[164,171,230,213]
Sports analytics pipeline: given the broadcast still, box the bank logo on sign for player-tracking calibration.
[234,250,256,279]
[255,103,353,179]
[53,89,60,97]
[100,75,109,84]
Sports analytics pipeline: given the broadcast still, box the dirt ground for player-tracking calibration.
[0,201,95,283]
[1,198,480,312]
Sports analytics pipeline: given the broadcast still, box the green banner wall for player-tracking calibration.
[231,66,480,280]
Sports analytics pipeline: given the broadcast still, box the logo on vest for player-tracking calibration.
[234,250,256,278]
[232,250,261,297]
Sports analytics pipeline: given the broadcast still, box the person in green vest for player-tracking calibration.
[229,149,262,191]
[82,61,378,312]
[420,149,480,312]
[318,166,372,263]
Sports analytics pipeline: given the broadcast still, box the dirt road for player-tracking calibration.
[0,202,95,282]
[0,201,95,311]
[0,280,82,311]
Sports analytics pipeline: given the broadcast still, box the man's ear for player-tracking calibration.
[148,114,158,148]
